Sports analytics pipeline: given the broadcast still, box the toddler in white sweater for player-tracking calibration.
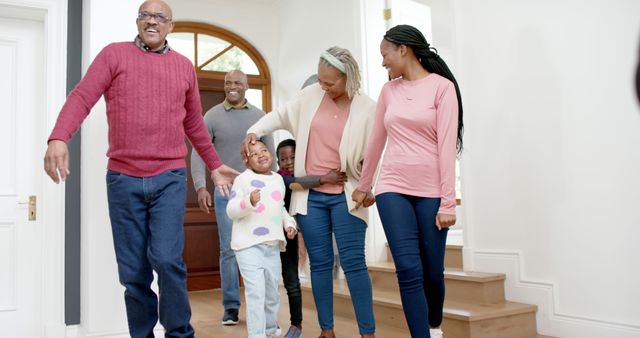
[227,140,297,338]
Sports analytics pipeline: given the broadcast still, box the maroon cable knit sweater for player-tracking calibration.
[48,42,223,177]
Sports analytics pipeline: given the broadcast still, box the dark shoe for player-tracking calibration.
[221,308,239,325]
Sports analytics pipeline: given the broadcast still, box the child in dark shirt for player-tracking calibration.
[276,139,346,338]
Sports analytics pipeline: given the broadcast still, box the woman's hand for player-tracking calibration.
[352,189,375,209]
[435,213,456,230]
[241,133,258,163]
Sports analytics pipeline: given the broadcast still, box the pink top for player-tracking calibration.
[358,74,458,214]
[305,94,349,194]
[48,42,223,177]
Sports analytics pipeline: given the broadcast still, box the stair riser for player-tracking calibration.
[302,287,537,338]
[386,245,463,269]
[301,287,408,330]
[445,246,463,270]
[443,312,538,338]
[369,269,506,305]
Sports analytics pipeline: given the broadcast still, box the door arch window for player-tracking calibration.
[168,22,271,111]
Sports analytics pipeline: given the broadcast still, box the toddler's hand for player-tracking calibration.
[286,227,297,240]
[250,189,261,206]
[321,169,347,185]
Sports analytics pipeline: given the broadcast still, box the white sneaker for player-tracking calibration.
[267,326,281,337]
[430,328,443,338]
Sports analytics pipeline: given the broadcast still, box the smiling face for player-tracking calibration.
[277,145,295,173]
[224,70,248,107]
[246,141,273,175]
[136,0,174,51]
[317,63,347,101]
[380,38,406,79]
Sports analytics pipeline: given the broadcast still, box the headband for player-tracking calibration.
[320,50,346,74]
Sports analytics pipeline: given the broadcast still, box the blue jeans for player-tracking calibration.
[213,188,241,310]
[106,168,194,338]
[296,190,375,335]
[376,193,448,338]
[235,244,281,338]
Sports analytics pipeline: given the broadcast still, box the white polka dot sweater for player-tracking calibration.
[226,169,297,251]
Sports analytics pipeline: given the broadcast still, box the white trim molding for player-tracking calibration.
[0,0,68,337]
[473,250,640,338]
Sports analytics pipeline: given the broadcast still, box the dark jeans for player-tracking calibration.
[281,233,302,326]
[376,193,448,338]
[106,168,194,338]
[296,190,375,335]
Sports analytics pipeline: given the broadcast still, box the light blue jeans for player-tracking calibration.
[235,244,281,338]
[214,189,241,310]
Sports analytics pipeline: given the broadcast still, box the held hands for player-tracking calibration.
[435,213,456,230]
[286,226,297,240]
[250,189,261,207]
[211,164,240,197]
[352,189,375,209]
[44,140,70,183]
[321,169,347,185]
[196,188,212,214]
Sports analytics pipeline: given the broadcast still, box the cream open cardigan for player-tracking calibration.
[247,83,376,223]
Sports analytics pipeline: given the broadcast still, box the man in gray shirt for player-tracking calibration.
[190,70,275,325]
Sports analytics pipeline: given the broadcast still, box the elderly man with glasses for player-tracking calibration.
[43,1,238,337]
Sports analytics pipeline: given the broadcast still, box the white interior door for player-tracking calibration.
[0,15,46,338]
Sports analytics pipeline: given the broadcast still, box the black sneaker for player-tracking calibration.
[221,308,239,325]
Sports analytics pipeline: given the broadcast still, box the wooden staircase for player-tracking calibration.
[301,243,555,338]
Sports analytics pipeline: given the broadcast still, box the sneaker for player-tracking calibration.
[429,328,443,338]
[221,308,239,325]
[284,325,302,338]
[267,326,283,338]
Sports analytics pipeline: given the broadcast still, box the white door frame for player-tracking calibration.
[0,0,68,337]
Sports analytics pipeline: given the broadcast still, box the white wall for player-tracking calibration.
[80,2,141,337]
[454,0,640,337]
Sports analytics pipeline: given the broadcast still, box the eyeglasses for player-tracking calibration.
[137,11,171,23]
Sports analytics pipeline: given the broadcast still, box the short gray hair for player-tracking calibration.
[319,46,361,99]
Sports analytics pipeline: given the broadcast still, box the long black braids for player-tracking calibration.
[384,24,464,153]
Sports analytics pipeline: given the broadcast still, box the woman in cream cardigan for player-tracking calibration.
[243,46,376,338]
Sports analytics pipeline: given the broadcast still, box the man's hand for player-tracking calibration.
[352,189,375,209]
[211,164,240,197]
[435,213,456,230]
[286,226,297,240]
[320,169,347,185]
[250,189,261,206]
[196,188,212,214]
[241,133,258,163]
[44,140,70,183]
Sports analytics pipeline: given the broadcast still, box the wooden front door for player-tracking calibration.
[183,79,225,291]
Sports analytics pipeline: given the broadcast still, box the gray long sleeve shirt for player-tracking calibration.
[190,100,275,191]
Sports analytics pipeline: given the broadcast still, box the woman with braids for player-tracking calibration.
[243,46,377,338]
[352,24,464,338]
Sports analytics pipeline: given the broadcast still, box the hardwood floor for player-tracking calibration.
[189,287,409,338]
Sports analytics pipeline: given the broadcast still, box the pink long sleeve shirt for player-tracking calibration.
[358,74,458,215]
[48,42,223,176]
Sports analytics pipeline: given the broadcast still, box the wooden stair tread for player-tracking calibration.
[368,261,505,282]
[302,280,536,322]
[443,299,537,321]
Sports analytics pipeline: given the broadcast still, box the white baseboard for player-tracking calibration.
[66,325,164,338]
[473,250,640,338]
